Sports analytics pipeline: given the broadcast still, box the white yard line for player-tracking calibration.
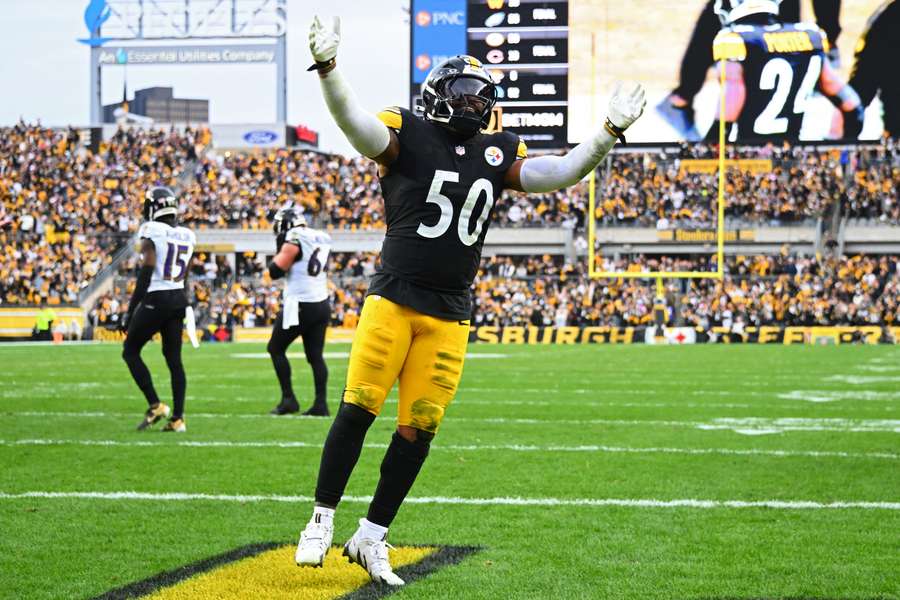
[855,365,900,373]
[2,393,892,412]
[777,390,900,403]
[824,375,900,384]
[458,417,900,433]
[0,490,896,510]
[230,352,509,359]
[5,411,899,433]
[2,438,896,460]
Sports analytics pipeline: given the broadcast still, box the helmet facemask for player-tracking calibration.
[422,59,497,137]
[144,187,177,221]
[273,207,306,236]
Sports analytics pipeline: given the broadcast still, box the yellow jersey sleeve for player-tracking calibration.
[713,31,747,61]
[515,139,528,160]
[376,107,402,131]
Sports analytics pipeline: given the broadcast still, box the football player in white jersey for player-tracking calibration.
[266,208,332,416]
[122,186,196,432]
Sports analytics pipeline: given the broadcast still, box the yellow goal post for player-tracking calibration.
[587,59,728,290]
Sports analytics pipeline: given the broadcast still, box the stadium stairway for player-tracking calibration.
[77,233,138,314]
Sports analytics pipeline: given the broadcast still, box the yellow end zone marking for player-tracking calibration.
[144,545,436,600]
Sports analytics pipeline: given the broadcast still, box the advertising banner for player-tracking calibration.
[467,325,900,345]
[411,0,468,85]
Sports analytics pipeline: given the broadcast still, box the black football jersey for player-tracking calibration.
[849,0,900,136]
[369,106,527,320]
[714,22,828,141]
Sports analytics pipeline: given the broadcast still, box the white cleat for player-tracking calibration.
[294,517,333,568]
[342,529,405,586]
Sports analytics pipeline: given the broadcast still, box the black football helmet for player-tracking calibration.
[273,207,307,235]
[421,55,498,137]
[714,0,782,25]
[143,186,178,221]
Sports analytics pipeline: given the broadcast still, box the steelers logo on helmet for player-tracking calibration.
[421,55,498,137]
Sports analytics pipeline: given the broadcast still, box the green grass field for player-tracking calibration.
[0,342,898,599]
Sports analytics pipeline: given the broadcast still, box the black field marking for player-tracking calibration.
[92,543,478,600]
[91,542,280,600]
[339,546,480,600]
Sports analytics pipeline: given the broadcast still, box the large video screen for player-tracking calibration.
[410,0,890,147]
[568,0,887,144]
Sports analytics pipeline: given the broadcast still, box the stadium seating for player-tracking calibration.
[3,123,898,337]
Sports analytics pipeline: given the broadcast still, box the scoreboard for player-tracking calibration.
[410,0,570,149]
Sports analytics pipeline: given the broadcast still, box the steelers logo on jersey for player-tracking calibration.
[484,145,504,166]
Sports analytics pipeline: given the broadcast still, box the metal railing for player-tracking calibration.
[77,233,137,307]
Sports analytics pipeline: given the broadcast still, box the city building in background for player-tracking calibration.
[102,87,209,124]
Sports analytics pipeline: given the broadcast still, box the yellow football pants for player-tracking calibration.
[342,295,470,433]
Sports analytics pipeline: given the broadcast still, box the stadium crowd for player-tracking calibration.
[601,140,900,227]
[472,252,899,329]
[2,122,898,329]
[0,122,204,304]
[83,250,899,337]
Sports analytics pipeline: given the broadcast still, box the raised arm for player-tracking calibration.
[819,59,864,139]
[506,83,646,193]
[309,16,399,166]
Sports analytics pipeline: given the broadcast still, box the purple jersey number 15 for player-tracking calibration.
[163,243,190,282]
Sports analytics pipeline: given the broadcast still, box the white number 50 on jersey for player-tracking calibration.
[417,170,494,247]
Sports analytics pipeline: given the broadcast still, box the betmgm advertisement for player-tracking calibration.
[412,0,893,146]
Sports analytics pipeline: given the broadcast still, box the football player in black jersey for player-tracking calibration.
[293,16,646,585]
[656,0,842,140]
[848,0,899,137]
[707,0,864,141]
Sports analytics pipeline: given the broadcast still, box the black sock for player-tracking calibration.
[314,402,376,507]
[123,351,160,408]
[310,359,328,407]
[270,352,294,399]
[366,431,430,528]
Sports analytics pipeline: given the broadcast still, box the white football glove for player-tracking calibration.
[607,82,647,131]
[309,15,340,64]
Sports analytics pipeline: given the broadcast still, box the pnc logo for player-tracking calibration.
[433,11,465,25]
[415,10,432,26]
[416,54,432,71]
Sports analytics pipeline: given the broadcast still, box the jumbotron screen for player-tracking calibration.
[410,0,889,148]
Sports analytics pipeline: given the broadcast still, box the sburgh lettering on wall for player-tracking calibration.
[468,326,900,345]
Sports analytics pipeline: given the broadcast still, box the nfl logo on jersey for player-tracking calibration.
[455,145,466,156]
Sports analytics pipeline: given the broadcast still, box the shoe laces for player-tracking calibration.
[369,540,395,572]
[304,522,330,548]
